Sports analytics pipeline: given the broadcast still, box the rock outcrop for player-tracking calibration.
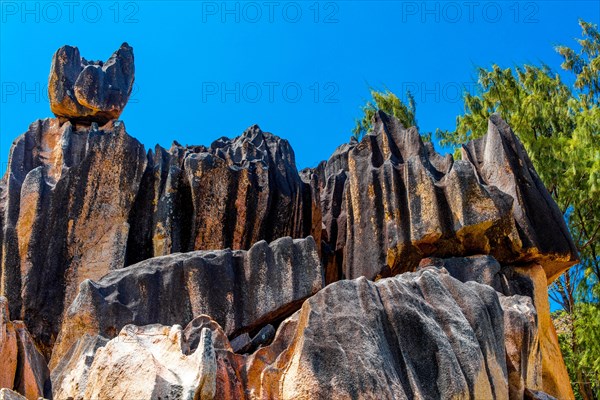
[0,43,581,400]
[0,118,319,357]
[0,298,17,390]
[49,43,135,124]
[52,316,246,400]
[52,267,563,400]
[0,118,147,357]
[125,124,320,265]
[419,256,572,399]
[318,111,578,283]
[0,297,51,400]
[51,236,323,368]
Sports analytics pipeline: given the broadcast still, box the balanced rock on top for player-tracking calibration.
[48,42,134,124]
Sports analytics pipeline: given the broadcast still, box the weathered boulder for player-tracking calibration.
[52,316,244,400]
[50,334,108,400]
[317,111,578,283]
[51,236,323,368]
[48,43,135,124]
[125,125,320,265]
[245,267,511,399]
[499,294,542,399]
[85,324,214,400]
[420,256,574,399]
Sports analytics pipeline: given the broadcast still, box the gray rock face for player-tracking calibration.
[315,111,577,283]
[245,267,513,399]
[461,114,578,282]
[49,43,135,124]
[499,294,542,399]
[419,255,506,290]
[421,255,572,399]
[50,236,323,367]
[46,264,565,400]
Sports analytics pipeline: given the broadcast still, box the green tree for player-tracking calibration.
[437,20,600,399]
[353,90,429,141]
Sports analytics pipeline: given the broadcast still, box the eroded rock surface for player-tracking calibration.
[55,268,559,400]
[51,315,244,400]
[0,298,17,390]
[0,118,147,357]
[0,297,51,400]
[317,111,578,283]
[51,236,323,368]
[420,256,573,399]
[126,124,320,264]
[245,267,511,399]
[499,294,542,399]
[49,43,135,124]
[0,86,580,400]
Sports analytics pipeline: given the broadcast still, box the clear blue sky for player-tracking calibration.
[1,1,599,171]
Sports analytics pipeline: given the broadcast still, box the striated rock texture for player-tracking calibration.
[50,334,108,400]
[244,267,512,399]
[419,255,572,399]
[0,68,580,400]
[51,316,246,400]
[54,268,562,400]
[51,236,323,368]
[125,124,320,265]
[49,43,135,124]
[0,389,26,400]
[506,265,573,399]
[317,111,578,283]
[0,298,17,390]
[0,297,51,400]
[0,119,319,358]
[499,294,542,400]
[0,118,147,357]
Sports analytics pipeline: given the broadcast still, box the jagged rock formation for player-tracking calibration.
[418,256,571,399]
[49,43,135,124]
[0,297,51,400]
[0,118,147,357]
[0,119,319,358]
[0,43,580,400]
[51,236,323,368]
[126,124,320,265]
[51,267,562,400]
[317,111,577,284]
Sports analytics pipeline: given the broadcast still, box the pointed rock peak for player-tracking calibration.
[360,110,426,165]
[243,124,263,137]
